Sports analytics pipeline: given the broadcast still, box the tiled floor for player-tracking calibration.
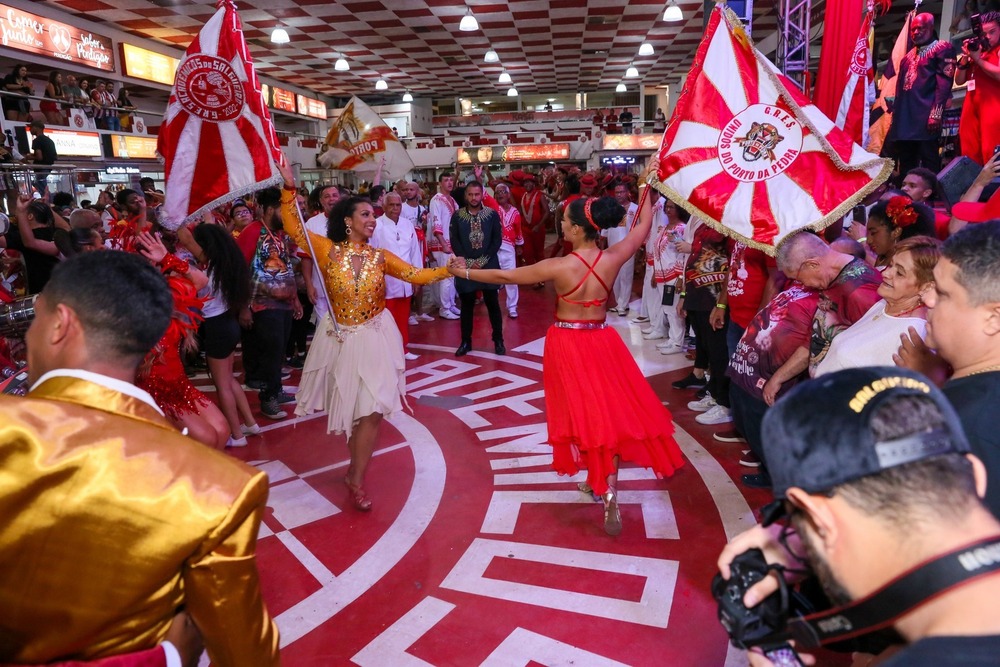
[195,283,815,666]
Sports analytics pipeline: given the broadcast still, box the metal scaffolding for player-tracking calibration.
[777,0,812,92]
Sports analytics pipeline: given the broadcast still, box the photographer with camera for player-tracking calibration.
[956,12,1000,164]
[715,367,1000,666]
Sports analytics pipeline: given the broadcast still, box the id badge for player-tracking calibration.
[968,78,977,92]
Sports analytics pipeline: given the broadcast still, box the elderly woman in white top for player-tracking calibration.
[815,235,940,376]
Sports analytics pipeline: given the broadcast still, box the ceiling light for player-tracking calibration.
[616,83,627,93]
[334,56,349,71]
[507,87,518,97]
[547,98,556,102]
[402,91,413,102]
[639,42,654,56]
[375,78,388,91]
[483,100,492,105]
[664,1,683,22]
[626,64,639,78]
[484,48,499,63]
[270,27,289,44]
[459,7,479,31]
[498,70,512,84]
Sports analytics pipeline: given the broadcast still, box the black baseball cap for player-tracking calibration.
[760,367,970,526]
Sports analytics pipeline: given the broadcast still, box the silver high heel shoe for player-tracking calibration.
[603,489,622,536]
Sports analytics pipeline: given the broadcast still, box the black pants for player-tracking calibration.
[245,308,292,401]
[459,290,503,344]
[287,291,313,357]
[690,309,730,408]
[730,383,769,470]
[891,138,941,180]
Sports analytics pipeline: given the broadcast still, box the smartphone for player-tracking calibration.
[763,643,806,667]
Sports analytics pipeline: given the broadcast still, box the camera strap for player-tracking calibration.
[786,534,1000,648]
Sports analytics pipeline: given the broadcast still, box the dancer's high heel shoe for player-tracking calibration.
[603,489,622,536]
[344,478,373,511]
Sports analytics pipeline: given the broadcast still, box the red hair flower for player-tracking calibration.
[886,196,918,228]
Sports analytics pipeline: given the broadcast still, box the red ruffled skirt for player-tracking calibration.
[543,322,684,495]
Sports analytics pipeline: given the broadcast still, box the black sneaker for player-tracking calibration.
[695,386,709,400]
[245,379,267,391]
[287,355,305,369]
[741,472,772,489]
[276,391,296,405]
[672,372,707,390]
[260,397,288,420]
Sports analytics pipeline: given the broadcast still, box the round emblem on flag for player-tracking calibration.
[717,104,803,183]
[850,41,868,76]
[175,55,245,122]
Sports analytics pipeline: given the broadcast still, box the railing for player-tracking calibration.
[0,162,78,197]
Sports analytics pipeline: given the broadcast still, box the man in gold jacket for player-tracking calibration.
[0,251,279,665]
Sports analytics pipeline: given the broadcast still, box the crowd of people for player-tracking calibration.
[2,64,137,129]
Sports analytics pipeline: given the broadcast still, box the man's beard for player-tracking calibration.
[797,521,853,607]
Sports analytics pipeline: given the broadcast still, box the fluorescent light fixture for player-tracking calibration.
[639,42,654,56]
[547,98,556,102]
[270,28,289,44]
[402,91,413,102]
[483,100,492,105]
[616,83,627,92]
[507,87,518,97]
[334,56,349,71]
[459,8,479,31]
[664,1,683,22]
[498,70,512,84]
[625,64,639,78]
[375,78,388,91]
[484,48,499,63]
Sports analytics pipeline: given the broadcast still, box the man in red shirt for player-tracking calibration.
[519,173,548,265]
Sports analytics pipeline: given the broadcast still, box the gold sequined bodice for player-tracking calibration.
[282,190,449,325]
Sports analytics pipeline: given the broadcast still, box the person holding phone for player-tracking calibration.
[956,11,1000,165]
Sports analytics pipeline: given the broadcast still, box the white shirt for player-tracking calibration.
[400,201,424,230]
[603,202,637,246]
[429,193,457,250]
[304,212,331,320]
[370,213,421,299]
[814,300,928,377]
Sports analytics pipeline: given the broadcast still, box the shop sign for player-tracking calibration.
[601,134,661,151]
[457,143,570,164]
[296,94,326,120]
[121,43,178,85]
[110,134,158,159]
[0,3,113,71]
[271,86,295,113]
[46,128,102,157]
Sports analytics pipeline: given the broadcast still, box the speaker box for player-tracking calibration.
[938,156,1000,205]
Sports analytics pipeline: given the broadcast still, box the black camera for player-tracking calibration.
[966,13,990,52]
[711,548,790,649]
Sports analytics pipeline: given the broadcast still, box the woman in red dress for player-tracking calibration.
[449,157,683,535]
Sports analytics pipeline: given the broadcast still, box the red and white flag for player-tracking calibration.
[654,6,892,254]
[157,0,283,229]
[835,8,876,146]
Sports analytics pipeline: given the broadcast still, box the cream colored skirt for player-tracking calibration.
[295,308,405,438]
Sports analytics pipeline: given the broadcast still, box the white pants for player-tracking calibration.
[498,244,519,313]
[662,296,685,347]
[433,250,456,313]
[641,264,666,335]
[613,255,634,313]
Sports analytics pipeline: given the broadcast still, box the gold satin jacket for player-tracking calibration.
[0,377,279,666]
[282,189,449,326]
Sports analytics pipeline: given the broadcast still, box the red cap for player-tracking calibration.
[952,187,1000,223]
[508,169,526,184]
[580,173,598,187]
[521,172,537,182]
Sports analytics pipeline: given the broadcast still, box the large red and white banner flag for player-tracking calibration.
[654,6,892,254]
[157,0,283,229]
[836,8,876,147]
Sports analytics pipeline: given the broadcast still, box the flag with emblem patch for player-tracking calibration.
[653,5,892,254]
[835,7,876,147]
[157,0,283,229]
[319,96,414,181]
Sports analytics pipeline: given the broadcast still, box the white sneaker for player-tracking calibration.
[404,352,419,360]
[687,395,717,412]
[630,316,649,324]
[408,315,419,325]
[696,404,733,425]
[439,309,460,320]
[640,326,653,334]
[508,310,518,318]
[226,435,248,448]
[417,313,435,322]
[642,331,665,340]
[658,344,683,355]
[241,423,262,436]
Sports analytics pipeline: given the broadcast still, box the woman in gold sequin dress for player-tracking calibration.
[279,165,450,511]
